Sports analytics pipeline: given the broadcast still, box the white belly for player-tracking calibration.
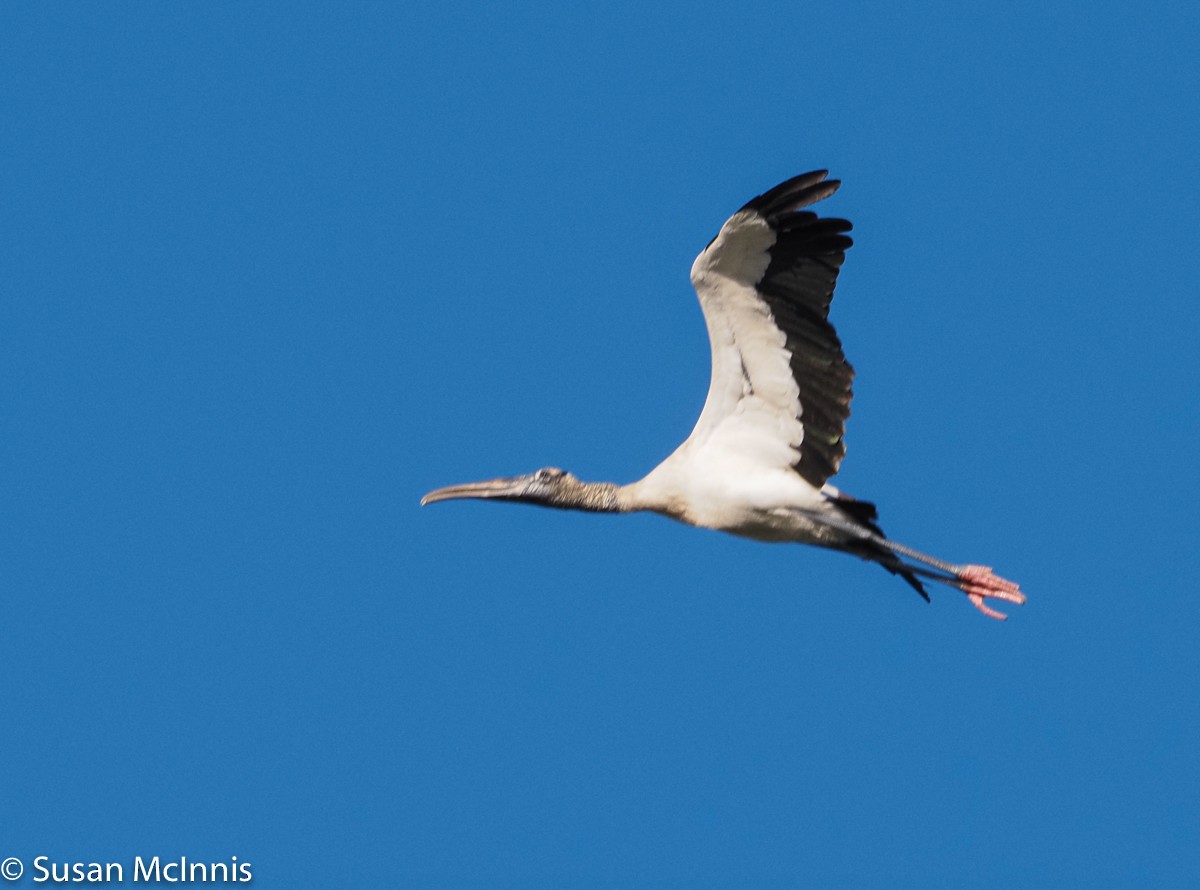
[626,453,849,547]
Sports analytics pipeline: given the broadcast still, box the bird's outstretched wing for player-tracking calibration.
[685,171,855,489]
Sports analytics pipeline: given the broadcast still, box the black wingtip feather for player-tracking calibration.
[774,214,853,235]
[741,170,841,218]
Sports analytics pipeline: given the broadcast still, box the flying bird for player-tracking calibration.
[422,172,1025,619]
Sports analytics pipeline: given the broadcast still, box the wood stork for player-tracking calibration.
[422,171,1025,619]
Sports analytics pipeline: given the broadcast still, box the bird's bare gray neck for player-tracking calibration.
[562,481,621,513]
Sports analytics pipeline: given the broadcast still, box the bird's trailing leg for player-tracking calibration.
[871,560,1024,619]
[804,510,1027,620]
[881,539,1025,620]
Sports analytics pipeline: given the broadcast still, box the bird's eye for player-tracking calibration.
[536,467,564,481]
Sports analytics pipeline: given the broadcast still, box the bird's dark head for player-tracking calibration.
[421,467,619,512]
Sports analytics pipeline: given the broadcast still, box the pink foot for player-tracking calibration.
[958,565,1026,621]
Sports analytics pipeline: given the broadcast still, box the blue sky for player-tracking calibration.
[3,3,1198,887]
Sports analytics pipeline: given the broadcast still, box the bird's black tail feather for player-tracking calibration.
[829,494,931,602]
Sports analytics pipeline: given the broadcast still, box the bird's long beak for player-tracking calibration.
[420,476,529,506]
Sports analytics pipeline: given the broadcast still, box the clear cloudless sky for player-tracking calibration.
[2,3,1198,888]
